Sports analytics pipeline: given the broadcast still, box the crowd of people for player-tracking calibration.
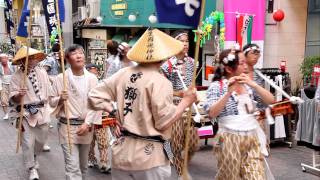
[0,28,276,180]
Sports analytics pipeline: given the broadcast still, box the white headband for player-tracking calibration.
[175,33,188,40]
[244,46,260,54]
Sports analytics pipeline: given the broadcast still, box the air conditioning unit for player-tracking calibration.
[265,0,278,25]
[87,2,100,18]
[78,6,87,21]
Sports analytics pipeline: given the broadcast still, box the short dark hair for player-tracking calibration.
[64,44,84,59]
[51,43,60,52]
[107,40,119,55]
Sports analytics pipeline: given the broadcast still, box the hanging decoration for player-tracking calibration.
[273,9,285,22]
[193,11,225,48]
[49,28,62,46]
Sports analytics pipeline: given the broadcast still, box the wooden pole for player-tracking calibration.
[55,0,72,154]
[16,3,33,153]
[182,0,206,179]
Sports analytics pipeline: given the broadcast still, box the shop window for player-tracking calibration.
[309,0,320,13]
[305,0,320,56]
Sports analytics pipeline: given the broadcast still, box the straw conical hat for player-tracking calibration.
[12,46,46,65]
[127,29,183,63]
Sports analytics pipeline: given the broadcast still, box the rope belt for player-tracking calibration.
[16,101,44,115]
[121,130,174,163]
[59,117,84,126]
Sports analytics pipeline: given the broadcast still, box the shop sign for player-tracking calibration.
[110,0,128,17]
[311,65,320,86]
[31,24,43,37]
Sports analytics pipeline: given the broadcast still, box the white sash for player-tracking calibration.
[219,114,268,156]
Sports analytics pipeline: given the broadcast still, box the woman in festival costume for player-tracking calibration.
[204,48,274,180]
[160,30,199,178]
[88,28,197,180]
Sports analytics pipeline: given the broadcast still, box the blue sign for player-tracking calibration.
[16,0,29,38]
[154,0,202,28]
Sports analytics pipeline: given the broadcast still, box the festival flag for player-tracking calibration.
[154,0,202,28]
[4,0,15,47]
[42,0,65,46]
[224,0,265,68]
[16,0,30,40]
[236,15,253,49]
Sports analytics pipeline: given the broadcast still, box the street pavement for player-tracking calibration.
[0,117,319,180]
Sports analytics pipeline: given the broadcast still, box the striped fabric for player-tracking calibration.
[204,79,265,118]
[161,56,194,91]
[28,69,41,100]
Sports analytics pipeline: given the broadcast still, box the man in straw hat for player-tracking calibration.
[88,28,197,180]
[49,44,101,180]
[9,46,51,180]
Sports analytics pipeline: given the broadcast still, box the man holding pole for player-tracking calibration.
[9,46,51,180]
[49,44,100,180]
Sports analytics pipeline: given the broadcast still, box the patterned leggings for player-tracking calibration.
[171,116,199,176]
[214,132,265,180]
[88,127,109,166]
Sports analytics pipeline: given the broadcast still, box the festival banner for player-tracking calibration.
[4,0,15,47]
[236,15,253,50]
[42,0,65,46]
[16,0,30,40]
[224,0,265,68]
[154,0,202,28]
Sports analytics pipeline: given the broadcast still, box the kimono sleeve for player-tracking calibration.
[85,75,103,125]
[88,76,116,112]
[150,79,176,130]
[49,74,62,108]
[9,72,22,102]
[203,81,222,112]
[160,61,172,80]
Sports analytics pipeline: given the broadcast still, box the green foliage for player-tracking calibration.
[300,56,320,78]
[0,41,12,54]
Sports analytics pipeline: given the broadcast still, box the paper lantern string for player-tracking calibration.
[193,11,225,48]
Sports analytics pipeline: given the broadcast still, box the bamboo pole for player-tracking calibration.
[182,0,206,179]
[55,0,72,154]
[16,3,33,153]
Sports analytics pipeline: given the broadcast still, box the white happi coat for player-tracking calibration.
[50,68,101,144]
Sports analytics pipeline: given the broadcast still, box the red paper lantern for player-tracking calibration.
[273,9,285,22]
